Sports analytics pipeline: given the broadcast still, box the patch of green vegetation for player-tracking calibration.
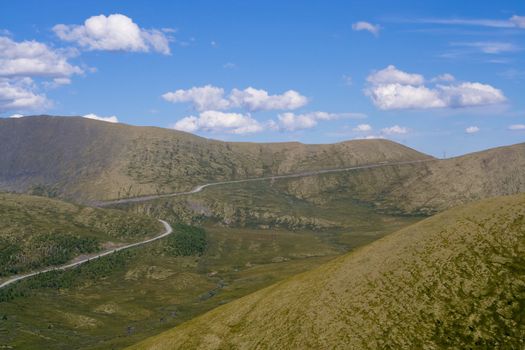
[166,224,207,257]
[0,233,99,276]
[0,193,162,278]
[0,251,131,303]
[28,184,59,198]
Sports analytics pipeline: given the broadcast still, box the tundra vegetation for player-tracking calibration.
[0,117,524,349]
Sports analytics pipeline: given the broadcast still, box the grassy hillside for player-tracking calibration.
[128,193,525,349]
[277,142,525,215]
[0,116,431,201]
[0,198,419,349]
[117,142,525,231]
[0,193,162,278]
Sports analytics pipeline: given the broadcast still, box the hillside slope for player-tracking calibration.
[279,142,525,215]
[128,194,525,349]
[0,193,162,278]
[0,116,431,201]
[119,142,525,231]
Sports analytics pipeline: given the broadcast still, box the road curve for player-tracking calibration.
[95,159,434,207]
[0,159,433,290]
[0,220,172,290]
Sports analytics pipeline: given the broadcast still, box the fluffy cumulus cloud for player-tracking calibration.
[465,126,480,134]
[431,73,455,82]
[351,124,408,139]
[365,65,506,110]
[509,124,525,130]
[362,135,385,139]
[8,113,24,118]
[0,36,83,78]
[172,110,263,134]
[381,125,408,135]
[162,85,308,112]
[275,112,357,131]
[0,36,83,112]
[510,15,525,28]
[162,85,230,111]
[83,113,118,123]
[230,87,308,111]
[367,65,424,85]
[352,21,381,36]
[53,14,171,55]
[353,123,372,132]
[0,78,50,113]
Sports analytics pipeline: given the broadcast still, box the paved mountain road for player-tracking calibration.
[0,220,172,290]
[0,158,432,290]
[95,159,433,207]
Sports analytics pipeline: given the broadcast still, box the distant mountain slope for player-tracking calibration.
[392,142,525,213]
[128,193,525,350]
[0,116,431,201]
[280,142,525,215]
[0,193,162,278]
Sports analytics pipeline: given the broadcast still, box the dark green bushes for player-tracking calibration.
[0,251,131,303]
[166,224,207,256]
[0,233,100,276]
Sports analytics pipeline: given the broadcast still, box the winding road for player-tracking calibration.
[96,159,433,207]
[0,220,172,290]
[0,158,432,290]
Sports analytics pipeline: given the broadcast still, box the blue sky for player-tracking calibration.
[0,0,524,157]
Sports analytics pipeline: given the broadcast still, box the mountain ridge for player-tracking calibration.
[0,115,431,202]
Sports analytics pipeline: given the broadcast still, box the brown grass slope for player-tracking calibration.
[128,193,525,350]
[0,116,430,202]
[280,142,525,215]
[392,142,525,213]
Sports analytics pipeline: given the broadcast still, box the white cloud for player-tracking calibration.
[0,37,83,112]
[53,14,171,55]
[417,17,522,29]
[355,134,385,140]
[508,124,525,130]
[510,15,525,28]
[453,41,519,54]
[275,111,352,131]
[83,113,118,123]
[352,21,381,36]
[367,65,424,85]
[366,83,445,110]
[162,85,230,111]
[342,74,352,86]
[0,36,83,78]
[223,62,236,69]
[229,87,308,111]
[8,113,24,118]
[162,85,308,112]
[0,78,50,112]
[382,125,408,135]
[172,110,263,134]
[365,65,506,110]
[465,126,480,134]
[277,112,319,131]
[431,73,455,82]
[353,123,372,132]
[438,82,506,107]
